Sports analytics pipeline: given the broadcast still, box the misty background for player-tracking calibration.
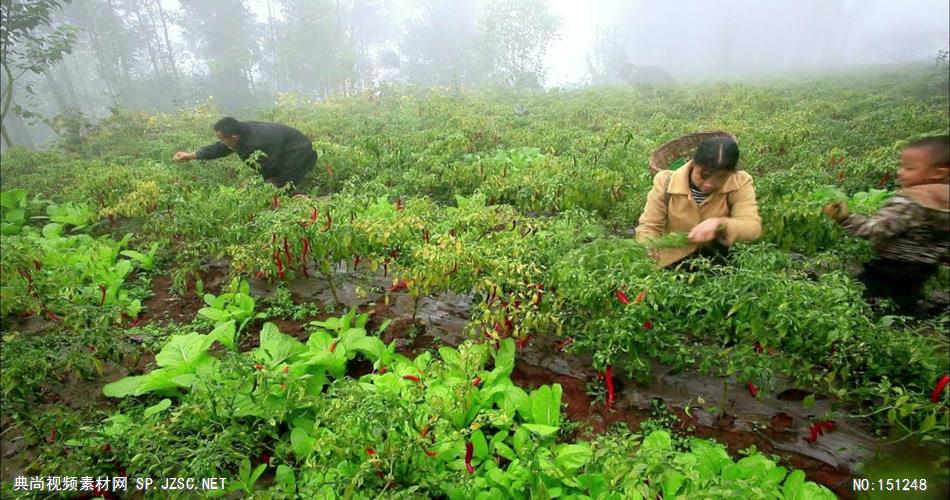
[2,0,948,148]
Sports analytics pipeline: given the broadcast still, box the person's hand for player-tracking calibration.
[174,151,196,162]
[822,202,849,222]
[688,217,725,243]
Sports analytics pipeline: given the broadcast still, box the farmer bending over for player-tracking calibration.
[174,117,317,189]
[636,136,762,267]
[823,135,949,316]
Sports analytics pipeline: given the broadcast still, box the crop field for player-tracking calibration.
[1,67,948,498]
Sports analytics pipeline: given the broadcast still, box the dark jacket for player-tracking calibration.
[196,121,316,185]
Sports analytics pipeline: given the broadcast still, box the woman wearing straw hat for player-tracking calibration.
[636,134,762,267]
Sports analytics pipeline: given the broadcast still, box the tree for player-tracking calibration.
[0,0,76,147]
[475,0,560,87]
[179,0,260,112]
[586,27,628,85]
[401,0,480,87]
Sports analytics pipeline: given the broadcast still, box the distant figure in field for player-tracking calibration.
[636,136,762,267]
[174,117,316,189]
[620,63,676,86]
[823,136,949,316]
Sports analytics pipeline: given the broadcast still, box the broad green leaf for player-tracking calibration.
[155,333,215,368]
[471,429,489,460]
[291,427,315,457]
[641,431,672,453]
[255,323,305,366]
[521,424,559,437]
[210,321,237,348]
[554,443,591,470]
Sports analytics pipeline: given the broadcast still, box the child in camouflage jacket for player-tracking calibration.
[823,136,949,316]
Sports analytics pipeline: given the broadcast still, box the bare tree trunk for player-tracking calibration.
[1,61,17,148]
[151,0,180,93]
[44,70,71,114]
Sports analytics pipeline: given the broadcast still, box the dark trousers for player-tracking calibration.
[269,147,318,189]
[858,258,938,316]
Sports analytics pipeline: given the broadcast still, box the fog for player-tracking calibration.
[2,0,947,147]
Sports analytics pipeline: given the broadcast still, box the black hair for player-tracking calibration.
[213,117,245,137]
[693,137,740,173]
[906,135,950,168]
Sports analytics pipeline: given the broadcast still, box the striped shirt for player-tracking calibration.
[689,181,707,205]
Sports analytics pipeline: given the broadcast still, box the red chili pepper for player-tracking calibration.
[516,336,531,350]
[878,172,890,188]
[932,375,950,403]
[471,377,482,386]
[322,212,332,232]
[254,364,265,370]
[605,365,615,411]
[99,284,107,306]
[310,207,318,224]
[747,383,757,398]
[329,341,337,353]
[425,450,438,457]
[395,197,404,211]
[274,251,285,279]
[403,374,421,382]
[464,441,474,474]
[366,448,376,456]
[47,428,57,444]
[643,320,653,330]
[272,195,280,208]
[300,237,311,277]
[389,279,408,292]
[283,237,293,264]
[554,337,574,352]
[634,290,646,304]
[377,367,387,374]
[615,289,630,305]
[127,317,142,328]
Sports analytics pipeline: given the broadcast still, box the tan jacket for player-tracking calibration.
[635,161,762,267]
